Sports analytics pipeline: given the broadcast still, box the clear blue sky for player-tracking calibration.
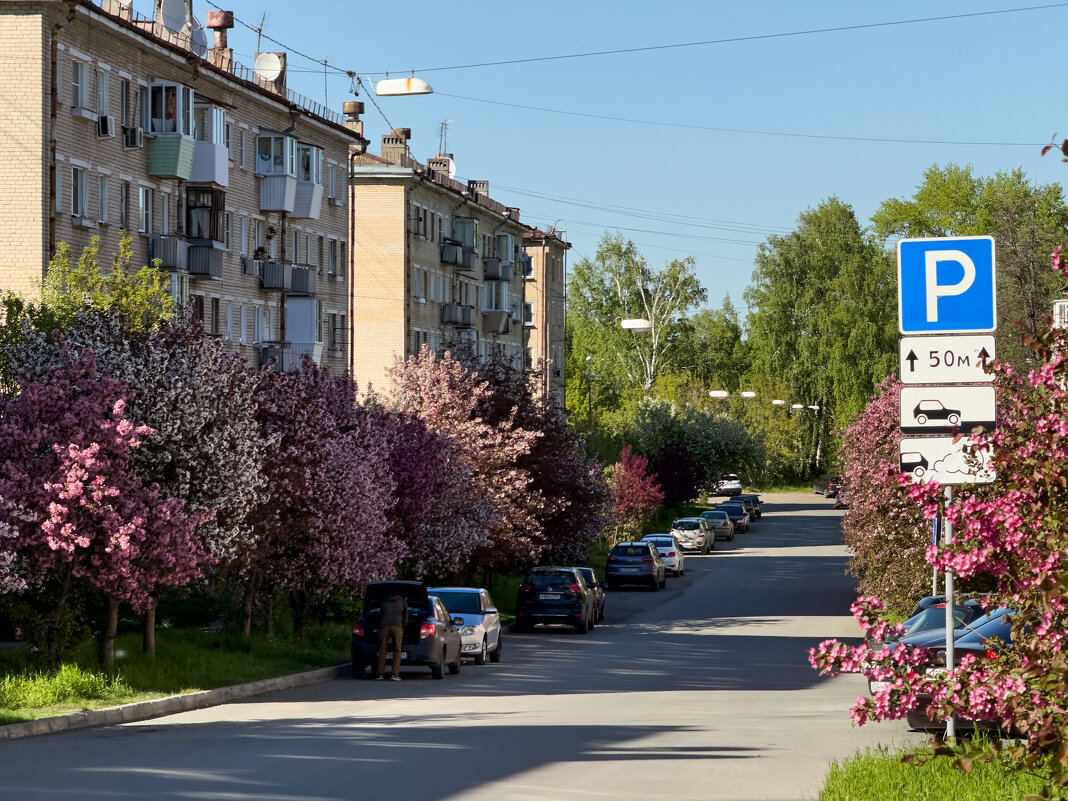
[194,0,1066,315]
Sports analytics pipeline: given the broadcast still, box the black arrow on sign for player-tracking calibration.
[978,347,990,368]
[905,350,918,372]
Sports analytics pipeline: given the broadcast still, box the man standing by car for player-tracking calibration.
[377,594,408,681]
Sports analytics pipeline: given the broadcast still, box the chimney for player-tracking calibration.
[427,153,453,178]
[381,128,411,163]
[205,10,234,70]
[343,101,367,155]
[468,180,489,197]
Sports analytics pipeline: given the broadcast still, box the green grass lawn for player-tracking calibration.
[816,745,1046,801]
[0,622,351,725]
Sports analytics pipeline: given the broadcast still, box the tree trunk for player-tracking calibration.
[101,596,119,667]
[142,597,157,657]
[265,592,275,637]
[242,585,254,639]
[292,590,306,637]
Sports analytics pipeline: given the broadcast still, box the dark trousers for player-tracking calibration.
[377,626,404,676]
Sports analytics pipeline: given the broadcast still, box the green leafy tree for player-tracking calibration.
[872,164,1068,369]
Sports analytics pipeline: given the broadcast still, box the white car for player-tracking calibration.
[427,586,502,665]
[716,474,743,496]
[667,518,712,553]
[641,534,686,575]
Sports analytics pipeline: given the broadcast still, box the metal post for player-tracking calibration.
[944,485,955,741]
[933,510,940,597]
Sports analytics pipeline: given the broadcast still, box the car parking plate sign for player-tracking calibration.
[899,386,996,437]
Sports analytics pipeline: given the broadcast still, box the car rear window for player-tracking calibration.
[611,545,650,557]
[672,520,699,530]
[529,572,577,590]
[701,511,728,520]
[646,539,674,550]
[719,505,743,513]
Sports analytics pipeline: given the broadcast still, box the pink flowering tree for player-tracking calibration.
[246,359,404,636]
[810,249,1068,788]
[0,351,210,664]
[608,445,663,543]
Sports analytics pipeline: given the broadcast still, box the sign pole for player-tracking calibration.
[944,485,955,741]
[932,511,940,597]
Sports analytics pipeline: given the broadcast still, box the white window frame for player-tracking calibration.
[297,144,323,184]
[256,134,297,177]
[138,186,153,234]
[96,70,110,115]
[97,175,109,224]
[71,165,89,218]
[71,59,89,110]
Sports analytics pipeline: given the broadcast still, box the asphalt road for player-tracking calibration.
[0,492,919,800]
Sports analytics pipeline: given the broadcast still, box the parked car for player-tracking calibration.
[833,489,850,510]
[813,474,843,497]
[737,493,763,519]
[699,509,734,541]
[351,581,464,679]
[735,495,759,522]
[515,567,596,633]
[669,518,712,553]
[715,474,743,496]
[428,586,502,665]
[716,502,750,533]
[576,567,606,622]
[605,541,667,591]
[641,534,686,576]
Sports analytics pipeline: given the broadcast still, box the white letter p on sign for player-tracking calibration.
[925,250,975,322]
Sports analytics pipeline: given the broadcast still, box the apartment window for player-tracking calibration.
[148,82,193,136]
[315,301,324,344]
[97,176,109,224]
[452,217,477,249]
[253,306,263,344]
[327,313,338,348]
[138,187,153,233]
[240,130,248,169]
[190,294,205,323]
[327,165,336,199]
[328,240,337,275]
[187,187,225,242]
[193,104,226,145]
[524,302,533,326]
[169,273,189,307]
[225,302,233,340]
[224,212,232,251]
[97,71,110,115]
[120,79,141,131]
[119,181,131,228]
[71,166,89,218]
[225,122,233,159]
[412,266,426,299]
[240,305,247,344]
[240,217,249,257]
[297,144,323,184]
[339,242,346,279]
[211,297,220,336]
[256,134,296,176]
[317,236,324,269]
[71,60,89,110]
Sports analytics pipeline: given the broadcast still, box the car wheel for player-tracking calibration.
[474,638,487,666]
[703,541,710,554]
[589,611,595,631]
[351,660,365,679]
[490,636,502,663]
[576,615,589,634]
[449,651,462,674]
[431,649,445,679]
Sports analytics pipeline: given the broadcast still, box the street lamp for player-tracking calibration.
[374,75,434,96]
[708,390,730,399]
[620,318,653,332]
[740,391,756,399]
[772,399,785,406]
[791,404,804,410]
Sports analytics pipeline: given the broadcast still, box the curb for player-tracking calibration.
[0,662,352,743]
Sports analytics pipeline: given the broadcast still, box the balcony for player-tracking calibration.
[146,135,195,180]
[257,261,316,296]
[441,241,476,270]
[259,174,297,213]
[149,235,188,271]
[520,253,533,279]
[188,245,223,280]
[258,341,324,372]
[482,310,512,335]
[190,141,229,187]
[482,257,513,281]
[441,303,474,328]
[293,181,323,219]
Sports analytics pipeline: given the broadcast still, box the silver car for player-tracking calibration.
[668,518,712,553]
[428,586,502,665]
[641,534,686,575]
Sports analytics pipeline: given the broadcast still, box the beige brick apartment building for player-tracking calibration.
[350,130,532,394]
[0,0,363,373]
[523,227,568,405]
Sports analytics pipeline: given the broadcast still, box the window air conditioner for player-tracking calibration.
[122,126,143,148]
[97,115,116,138]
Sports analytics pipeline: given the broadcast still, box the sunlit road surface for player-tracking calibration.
[0,492,919,801]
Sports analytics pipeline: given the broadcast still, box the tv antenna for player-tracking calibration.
[438,120,452,155]
[255,12,266,51]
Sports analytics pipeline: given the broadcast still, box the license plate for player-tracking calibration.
[619,568,638,573]
[539,593,561,600]
[869,679,891,694]
[385,652,409,660]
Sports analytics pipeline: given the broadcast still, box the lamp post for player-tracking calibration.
[585,354,594,433]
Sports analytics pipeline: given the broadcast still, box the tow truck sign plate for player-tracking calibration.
[899,335,995,385]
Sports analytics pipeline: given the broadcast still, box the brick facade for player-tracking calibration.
[523,229,569,404]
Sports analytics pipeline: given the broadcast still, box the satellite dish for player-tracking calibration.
[189,14,207,56]
[157,0,187,33]
[254,52,284,82]
[443,156,456,179]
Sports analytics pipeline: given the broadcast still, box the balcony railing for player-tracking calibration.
[258,341,324,372]
[441,303,474,328]
[441,242,476,270]
[482,257,513,281]
[257,261,316,296]
[482,310,512,335]
[188,245,223,280]
[149,235,188,271]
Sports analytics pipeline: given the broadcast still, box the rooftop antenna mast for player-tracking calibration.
[438,120,451,155]
[255,12,266,51]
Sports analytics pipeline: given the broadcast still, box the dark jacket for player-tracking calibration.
[380,595,408,628]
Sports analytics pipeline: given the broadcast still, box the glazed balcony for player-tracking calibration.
[146,135,195,180]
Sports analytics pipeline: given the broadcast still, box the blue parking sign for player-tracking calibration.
[898,236,996,334]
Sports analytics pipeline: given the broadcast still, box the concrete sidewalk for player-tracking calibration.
[0,662,351,742]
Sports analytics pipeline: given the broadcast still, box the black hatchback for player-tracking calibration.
[515,567,596,633]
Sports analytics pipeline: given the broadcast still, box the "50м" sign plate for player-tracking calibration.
[899,335,995,385]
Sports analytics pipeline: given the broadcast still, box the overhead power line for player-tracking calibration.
[392,4,1068,74]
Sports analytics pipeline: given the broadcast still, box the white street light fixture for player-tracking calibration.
[791,404,804,410]
[740,391,757,398]
[708,390,730,399]
[808,405,820,410]
[374,76,434,96]
[772,399,785,405]
[620,318,653,331]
